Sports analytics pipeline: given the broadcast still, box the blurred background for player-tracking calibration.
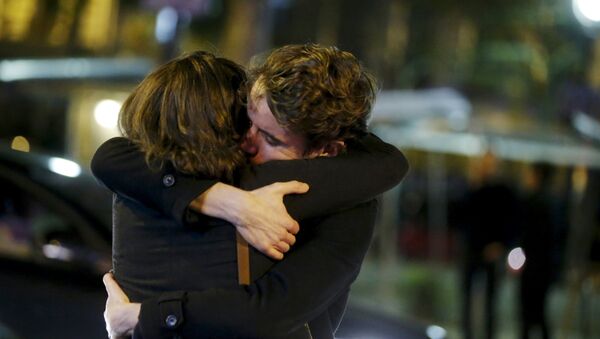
[1,0,599,338]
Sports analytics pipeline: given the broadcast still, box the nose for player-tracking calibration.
[240,125,258,157]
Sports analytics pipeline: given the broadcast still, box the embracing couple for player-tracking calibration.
[92,43,408,339]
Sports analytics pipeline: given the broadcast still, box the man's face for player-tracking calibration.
[241,95,317,165]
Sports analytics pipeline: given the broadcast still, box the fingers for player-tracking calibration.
[273,226,296,249]
[265,247,284,260]
[284,232,296,246]
[259,231,294,252]
[274,181,309,195]
[103,272,114,295]
[274,240,290,254]
[237,222,298,260]
[264,232,295,259]
[275,225,297,245]
[255,234,294,260]
[103,272,129,302]
[285,219,300,234]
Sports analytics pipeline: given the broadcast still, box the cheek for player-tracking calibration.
[253,136,302,161]
[269,147,300,161]
[251,138,271,157]
[248,142,276,165]
[255,143,289,162]
[257,143,277,159]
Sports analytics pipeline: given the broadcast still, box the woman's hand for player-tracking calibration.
[103,273,140,339]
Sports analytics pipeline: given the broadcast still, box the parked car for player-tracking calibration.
[0,143,443,339]
[0,144,112,339]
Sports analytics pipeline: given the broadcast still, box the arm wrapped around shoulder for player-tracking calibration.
[238,132,409,220]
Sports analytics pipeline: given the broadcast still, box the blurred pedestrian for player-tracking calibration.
[518,162,556,339]
[459,151,520,339]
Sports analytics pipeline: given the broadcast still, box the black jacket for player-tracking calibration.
[91,134,408,338]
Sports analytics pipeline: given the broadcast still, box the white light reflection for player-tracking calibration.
[48,157,81,178]
[574,0,600,23]
[426,324,447,339]
[94,99,121,129]
[42,243,73,261]
[508,247,526,271]
[155,6,178,43]
[573,111,600,142]
[0,58,153,82]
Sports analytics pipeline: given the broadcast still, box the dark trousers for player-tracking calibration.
[519,268,551,339]
[462,258,498,339]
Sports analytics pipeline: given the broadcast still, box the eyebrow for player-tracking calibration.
[247,108,287,146]
[257,127,285,145]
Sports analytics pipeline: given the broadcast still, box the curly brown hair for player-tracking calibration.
[248,44,377,151]
[119,50,249,181]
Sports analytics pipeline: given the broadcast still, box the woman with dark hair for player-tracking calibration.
[119,50,248,180]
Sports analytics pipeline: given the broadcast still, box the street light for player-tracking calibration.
[94,99,121,129]
[573,0,600,29]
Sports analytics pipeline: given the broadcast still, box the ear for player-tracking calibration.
[317,140,346,158]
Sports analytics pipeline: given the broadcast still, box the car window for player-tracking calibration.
[0,180,32,259]
[0,173,109,273]
[0,177,81,259]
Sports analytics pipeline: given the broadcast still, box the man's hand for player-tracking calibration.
[190,181,309,260]
[103,273,141,339]
[236,181,309,259]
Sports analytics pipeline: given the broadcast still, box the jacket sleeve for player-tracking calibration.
[91,134,408,222]
[135,200,379,339]
[90,137,218,223]
[239,133,408,220]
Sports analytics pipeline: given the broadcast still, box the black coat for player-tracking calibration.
[91,134,408,339]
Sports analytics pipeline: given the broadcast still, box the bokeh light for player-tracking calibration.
[574,0,600,26]
[94,99,121,129]
[48,157,81,178]
[507,247,526,271]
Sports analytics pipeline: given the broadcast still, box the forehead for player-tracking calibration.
[250,78,267,103]
[248,95,309,147]
[248,96,286,137]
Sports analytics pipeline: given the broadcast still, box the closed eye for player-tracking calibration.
[261,131,284,147]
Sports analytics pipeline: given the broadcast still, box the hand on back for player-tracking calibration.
[191,181,309,260]
[235,181,309,260]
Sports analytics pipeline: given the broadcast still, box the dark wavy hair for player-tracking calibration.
[119,50,249,180]
[248,44,377,151]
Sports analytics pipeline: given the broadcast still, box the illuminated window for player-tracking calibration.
[1,0,37,41]
[48,0,77,46]
[78,0,117,50]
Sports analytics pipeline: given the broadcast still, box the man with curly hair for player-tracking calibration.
[240,44,376,164]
